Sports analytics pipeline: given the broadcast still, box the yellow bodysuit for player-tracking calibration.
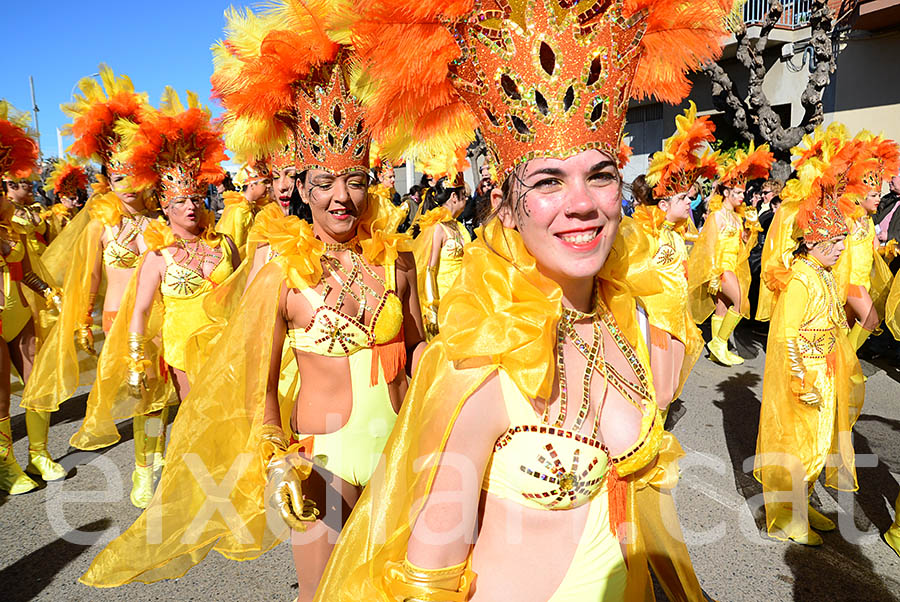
[754,255,864,538]
[216,192,264,258]
[158,241,235,372]
[1,226,30,342]
[834,214,893,316]
[434,221,471,297]
[687,203,757,321]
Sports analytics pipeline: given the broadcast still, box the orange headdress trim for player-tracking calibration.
[115,90,226,207]
[646,101,718,198]
[0,100,39,180]
[857,133,900,192]
[61,65,148,168]
[341,0,728,181]
[46,158,89,197]
[717,141,774,189]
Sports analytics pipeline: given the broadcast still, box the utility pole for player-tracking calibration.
[29,75,42,160]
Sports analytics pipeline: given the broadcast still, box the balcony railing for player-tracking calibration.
[742,0,812,29]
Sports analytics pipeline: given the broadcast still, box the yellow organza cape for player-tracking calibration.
[687,208,757,322]
[215,191,257,259]
[886,272,900,340]
[80,227,325,587]
[410,206,453,327]
[314,219,707,602]
[756,202,800,322]
[753,260,865,531]
[21,194,117,412]
[68,251,176,450]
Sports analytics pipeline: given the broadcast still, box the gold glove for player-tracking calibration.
[383,556,472,602]
[423,265,440,339]
[786,339,819,405]
[127,333,150,397]
[76,320,96,356]
[260,424,318,531]
[879,239,898,261]
[21,271,62,312]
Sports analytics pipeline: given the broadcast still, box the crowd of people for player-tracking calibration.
[2,1,900,600]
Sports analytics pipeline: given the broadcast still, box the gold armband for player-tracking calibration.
[383,556,473,602]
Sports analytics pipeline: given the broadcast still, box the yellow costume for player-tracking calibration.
[1,99,67,494]
[411,206,471,338]
[687,198,758,322]
[42,158,88,240]
[215,158,273,258]
[313,0,728,595]
[754,124,865,544]
[754,256,863,538]
[79,190,409,587]
[631,206,703,398]
[834,213,892,316]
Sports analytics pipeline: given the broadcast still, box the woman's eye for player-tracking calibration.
[590,171,616,184]
[533,178,561,190]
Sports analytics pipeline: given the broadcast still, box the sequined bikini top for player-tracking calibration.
[159,238,234,298]
[103,216,148,269]
[482,309,662,511]
[287,245,403,357]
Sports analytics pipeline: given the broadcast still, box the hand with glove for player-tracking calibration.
[260,424,319,531]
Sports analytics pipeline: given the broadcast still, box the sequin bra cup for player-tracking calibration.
[287,262,403,357]
[102,221,143,269]
[159,244,234,299]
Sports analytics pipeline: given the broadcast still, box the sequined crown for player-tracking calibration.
[801,193,848,244]
[234,157,272,188]
[294,60,370,175]
[646,101,718,198]
[858,134,900,192]
[453,0,647,178]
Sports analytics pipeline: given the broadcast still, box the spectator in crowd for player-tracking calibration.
[874,174,900,243]
[209,171,234,218]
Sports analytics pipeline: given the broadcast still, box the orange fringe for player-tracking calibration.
[371,328,406,387]
[608,463,628,539]
[649,324,671,351]
[847,284,864,299]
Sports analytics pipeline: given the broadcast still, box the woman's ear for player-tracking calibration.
[492,187,517,229]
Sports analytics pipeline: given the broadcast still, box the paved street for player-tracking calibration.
[2,324,899,601]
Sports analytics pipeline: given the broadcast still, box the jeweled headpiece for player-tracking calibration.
[717,141,774,189]
[46,157,89,198]
[0,100,39,181]
[211,2,369,177]
[61,65,148,170]
[857,132,900,193]
[341,0,729,181]
[114,89,226,207]
[646,102,718,198]
[785,124,864,244]
[233,158,272,188]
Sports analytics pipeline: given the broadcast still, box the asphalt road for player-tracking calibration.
[2,324,899,601]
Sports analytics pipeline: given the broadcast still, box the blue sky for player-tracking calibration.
[1,1,234,159]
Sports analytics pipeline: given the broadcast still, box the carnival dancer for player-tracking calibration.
[0,100,65,494]
[215,157,272,258]
[22,69,168,503]
[630,102,717,414]
[754,128,866,546]
[412,175,470,340]
[80,6,425,599]
[834,133,899,350]
[688,143,774,365]
[42,157,88,241]
[315,0,728,600]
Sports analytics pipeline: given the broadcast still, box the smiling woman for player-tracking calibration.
[313,0,730,600]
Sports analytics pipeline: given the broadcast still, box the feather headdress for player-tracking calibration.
[0,100,39,180]
[646,102,718,198]
[212,1,369,174]
[717,141,775,188]
[114,89,226,206]
[61,65,149,168]
[856,132,900,193]
[46,157,89,197]
[337,0,729,181]
[786,124,867,244]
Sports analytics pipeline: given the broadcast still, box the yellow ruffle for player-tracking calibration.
[222,190,247,208]
[271,219,325,290]
[358,190,411,266]
[413,206,453,231]
[88,191,125,227]
[143,220,176,252]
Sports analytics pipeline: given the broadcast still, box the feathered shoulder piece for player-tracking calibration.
[646,101,718,198]
[114,88,226,207]
[46,158,89,197]
[0,100,39,180]
[414,206,454,231]
[88,191,125,227]
[143,219,176,252]
[339,0,728,181]
[718,141,774,188]
[61,65,149,167]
